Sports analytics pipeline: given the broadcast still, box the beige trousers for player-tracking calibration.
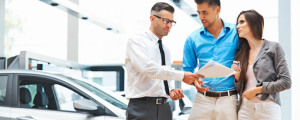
[238,98,281,120]
[188,92,238,120]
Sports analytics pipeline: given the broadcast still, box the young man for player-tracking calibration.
[182,0,239,120]
[125,2,204,120]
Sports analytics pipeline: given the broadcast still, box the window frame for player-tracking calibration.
[0,74,13,107]
[11,73,113,115]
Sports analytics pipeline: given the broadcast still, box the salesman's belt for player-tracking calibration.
[132,97,168,104]
[198,90,238,97]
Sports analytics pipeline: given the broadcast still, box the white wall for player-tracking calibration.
[291,0,300,119]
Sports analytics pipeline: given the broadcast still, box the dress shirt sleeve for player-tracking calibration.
[169,80,175,93]
[126,37,184,81]
[262,43,291,93]
[182,37,198,73]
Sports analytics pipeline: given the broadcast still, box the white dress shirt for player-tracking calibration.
[125,30,184,99]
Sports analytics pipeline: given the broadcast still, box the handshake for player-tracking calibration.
[170,72,208,100]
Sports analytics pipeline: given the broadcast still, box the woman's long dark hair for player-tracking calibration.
[235,10,264,83]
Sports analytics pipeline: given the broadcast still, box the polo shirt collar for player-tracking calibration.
[200,19,232,35]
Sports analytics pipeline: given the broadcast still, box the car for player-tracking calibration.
[0,70,128,120]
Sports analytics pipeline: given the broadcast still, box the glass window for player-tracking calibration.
[0,58,5,69]
[53,84,84,111]
[5,0,67,59]
[19,78,50,109]
[83,71,117,91]
[19,84,37,108]
[0,76,8,105]
[69,78,127,110]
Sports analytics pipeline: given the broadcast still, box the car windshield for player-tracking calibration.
[65,76,127,110]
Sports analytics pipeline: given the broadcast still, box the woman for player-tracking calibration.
[231,10,291,120]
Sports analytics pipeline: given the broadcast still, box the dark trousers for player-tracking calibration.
[126,98,172,120]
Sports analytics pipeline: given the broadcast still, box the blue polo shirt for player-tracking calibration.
[183,20,239,92]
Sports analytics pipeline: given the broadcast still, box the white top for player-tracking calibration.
[125,30,184,99]
[245,65,257,91]
[245,65,273,102]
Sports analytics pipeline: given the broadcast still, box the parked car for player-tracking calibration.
[0,70,128,120]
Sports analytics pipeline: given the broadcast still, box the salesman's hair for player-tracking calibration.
[151,2,175,15]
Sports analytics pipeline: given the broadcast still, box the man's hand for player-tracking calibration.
[183,72,203,85]
[170,89,184,100]
[194,78,209,93]
[242,86,262,100]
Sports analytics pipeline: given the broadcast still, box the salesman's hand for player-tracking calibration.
[183,72,203,85]
[170,89,184,101]
[194,78,209,93]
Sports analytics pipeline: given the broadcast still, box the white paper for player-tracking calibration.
[196,60,236,78]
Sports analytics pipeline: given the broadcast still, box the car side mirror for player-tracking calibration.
[73,99,106,116]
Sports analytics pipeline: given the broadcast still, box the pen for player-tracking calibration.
[234,61,239,67]
[235,63,239,67]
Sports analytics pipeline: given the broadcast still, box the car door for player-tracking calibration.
[0,74,12,120]
[9,73,115,120]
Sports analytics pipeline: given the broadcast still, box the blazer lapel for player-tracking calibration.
[254,40,269,65]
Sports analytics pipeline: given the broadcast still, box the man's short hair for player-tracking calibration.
[194,0,221,8]
[151,2,175,14]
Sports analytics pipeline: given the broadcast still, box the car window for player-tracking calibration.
[53,84,84,111]
[19,84,38,108]
[19,83,51,109]
[71,79,127,109]
[0,76,8,105]
[18,76,55,110]
[18,76,95,113]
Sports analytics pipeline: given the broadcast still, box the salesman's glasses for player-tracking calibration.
[153,15,176,26]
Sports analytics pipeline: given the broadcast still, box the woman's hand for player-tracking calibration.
[231,61,241,81]
[242,86,263,100]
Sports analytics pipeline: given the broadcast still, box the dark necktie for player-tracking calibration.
[158,39,170,95]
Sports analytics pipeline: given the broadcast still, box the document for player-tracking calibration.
[196,60,236,78]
